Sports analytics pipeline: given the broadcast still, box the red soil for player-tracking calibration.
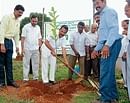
[0,80,96,103]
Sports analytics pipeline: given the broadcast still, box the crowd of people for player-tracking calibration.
[0,0,130,103]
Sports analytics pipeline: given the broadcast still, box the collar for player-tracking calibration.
[100,6,108,15]
[28,23,37,27]
[11,14,17,20]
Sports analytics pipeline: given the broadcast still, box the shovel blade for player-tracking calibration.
[74,77,84,84]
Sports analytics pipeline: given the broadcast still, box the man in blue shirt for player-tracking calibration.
[91,0,122,103]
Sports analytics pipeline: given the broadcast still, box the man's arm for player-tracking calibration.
[38,38,43,48]
[44,39,56,56]
[0,16,8,44]
[38,26,43,48]
[0,16,8,53]
[70,44,80,57]
[62,47,69,65]
[21,37,25,55]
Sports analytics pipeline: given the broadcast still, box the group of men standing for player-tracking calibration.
[0,4,99,88]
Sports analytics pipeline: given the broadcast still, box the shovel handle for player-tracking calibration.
[56,56,82,78]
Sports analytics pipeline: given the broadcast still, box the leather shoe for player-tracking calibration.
[0,83,5,88]
[49,80,56,85]
[8,82,19,88]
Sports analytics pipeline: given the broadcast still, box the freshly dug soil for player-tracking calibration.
[0,80,96,103]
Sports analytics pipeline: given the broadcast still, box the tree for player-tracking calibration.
[48,7,59,40]
[20,12,51,39]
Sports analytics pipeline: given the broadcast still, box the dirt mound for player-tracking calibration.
[0,80,96,103]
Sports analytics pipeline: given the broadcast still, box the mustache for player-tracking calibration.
[96,7,100,11]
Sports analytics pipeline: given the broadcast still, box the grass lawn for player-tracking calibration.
[0,59,129,103]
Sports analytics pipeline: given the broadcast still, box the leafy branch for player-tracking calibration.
[49,7,59,40]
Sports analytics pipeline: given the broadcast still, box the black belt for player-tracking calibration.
[90,45,96,48]
[5,38,12,41]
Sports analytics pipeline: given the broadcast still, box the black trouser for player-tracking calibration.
[84,46,100,79]
[0,38,13,85]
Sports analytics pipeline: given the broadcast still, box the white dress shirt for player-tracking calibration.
[46,35,66,49]
[86,32,98,47]
[69,31,89,56]
[21,23,42,50]
[128,21,130,40]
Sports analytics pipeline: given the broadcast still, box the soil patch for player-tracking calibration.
[0,80,96,103]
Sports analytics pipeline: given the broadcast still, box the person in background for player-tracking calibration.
[124,3,130,100]
[21,15,42,82]
[0,5,25,88]
[94,12,100,26]
[41,25,69,85]
[91,0,122,102]
[85,23,99,79]
[122,19,129,32]
[126,0,130,5]
[119,19,129,89]
[68,22,89,80]
[84,25,90,33]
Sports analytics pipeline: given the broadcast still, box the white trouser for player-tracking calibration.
[23,49,39,81]
[127,42,130,99]
[41,45,56,83]
[121,60,127,87]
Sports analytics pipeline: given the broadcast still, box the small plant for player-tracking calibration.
[49,7,59,40]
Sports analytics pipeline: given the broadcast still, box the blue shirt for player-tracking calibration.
[95,6,122,51]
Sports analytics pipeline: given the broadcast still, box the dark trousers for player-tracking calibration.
[68,55,85,79]
[85,46,100,79]
[29,59,32,74]
[100,39,121,101]
[0,38,13,84]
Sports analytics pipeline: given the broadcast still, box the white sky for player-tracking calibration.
[0,0,128,32]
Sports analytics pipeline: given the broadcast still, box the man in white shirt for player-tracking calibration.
[84,25,90,33]
[85,23,99,79]
[21,15,42,82]
[41,25,69,85]
[120,20,129,88]
[68,22,89,80]
[124,3,130,100]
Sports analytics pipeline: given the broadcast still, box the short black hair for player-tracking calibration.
[60,25,68,31]
[78,22,85,26]
[14,4,25,11]
[122,19,129,25]
[94,12,100,17]
[30,15,38,19]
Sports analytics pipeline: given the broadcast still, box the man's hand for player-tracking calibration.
[0,44,6,53]
[75,51,80,58]
[122,52,127,61]
[51,49,56,56]
[38,39,43,48]
[101,45,109,59]
[21,49,25,57]
[16,47,19,55]
[91,50,99,59]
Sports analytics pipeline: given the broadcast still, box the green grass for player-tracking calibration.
[0,95,34,103]
[72,92,98,103]
[0,59,129,103]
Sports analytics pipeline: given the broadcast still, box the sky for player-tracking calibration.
[0,0,128,32]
